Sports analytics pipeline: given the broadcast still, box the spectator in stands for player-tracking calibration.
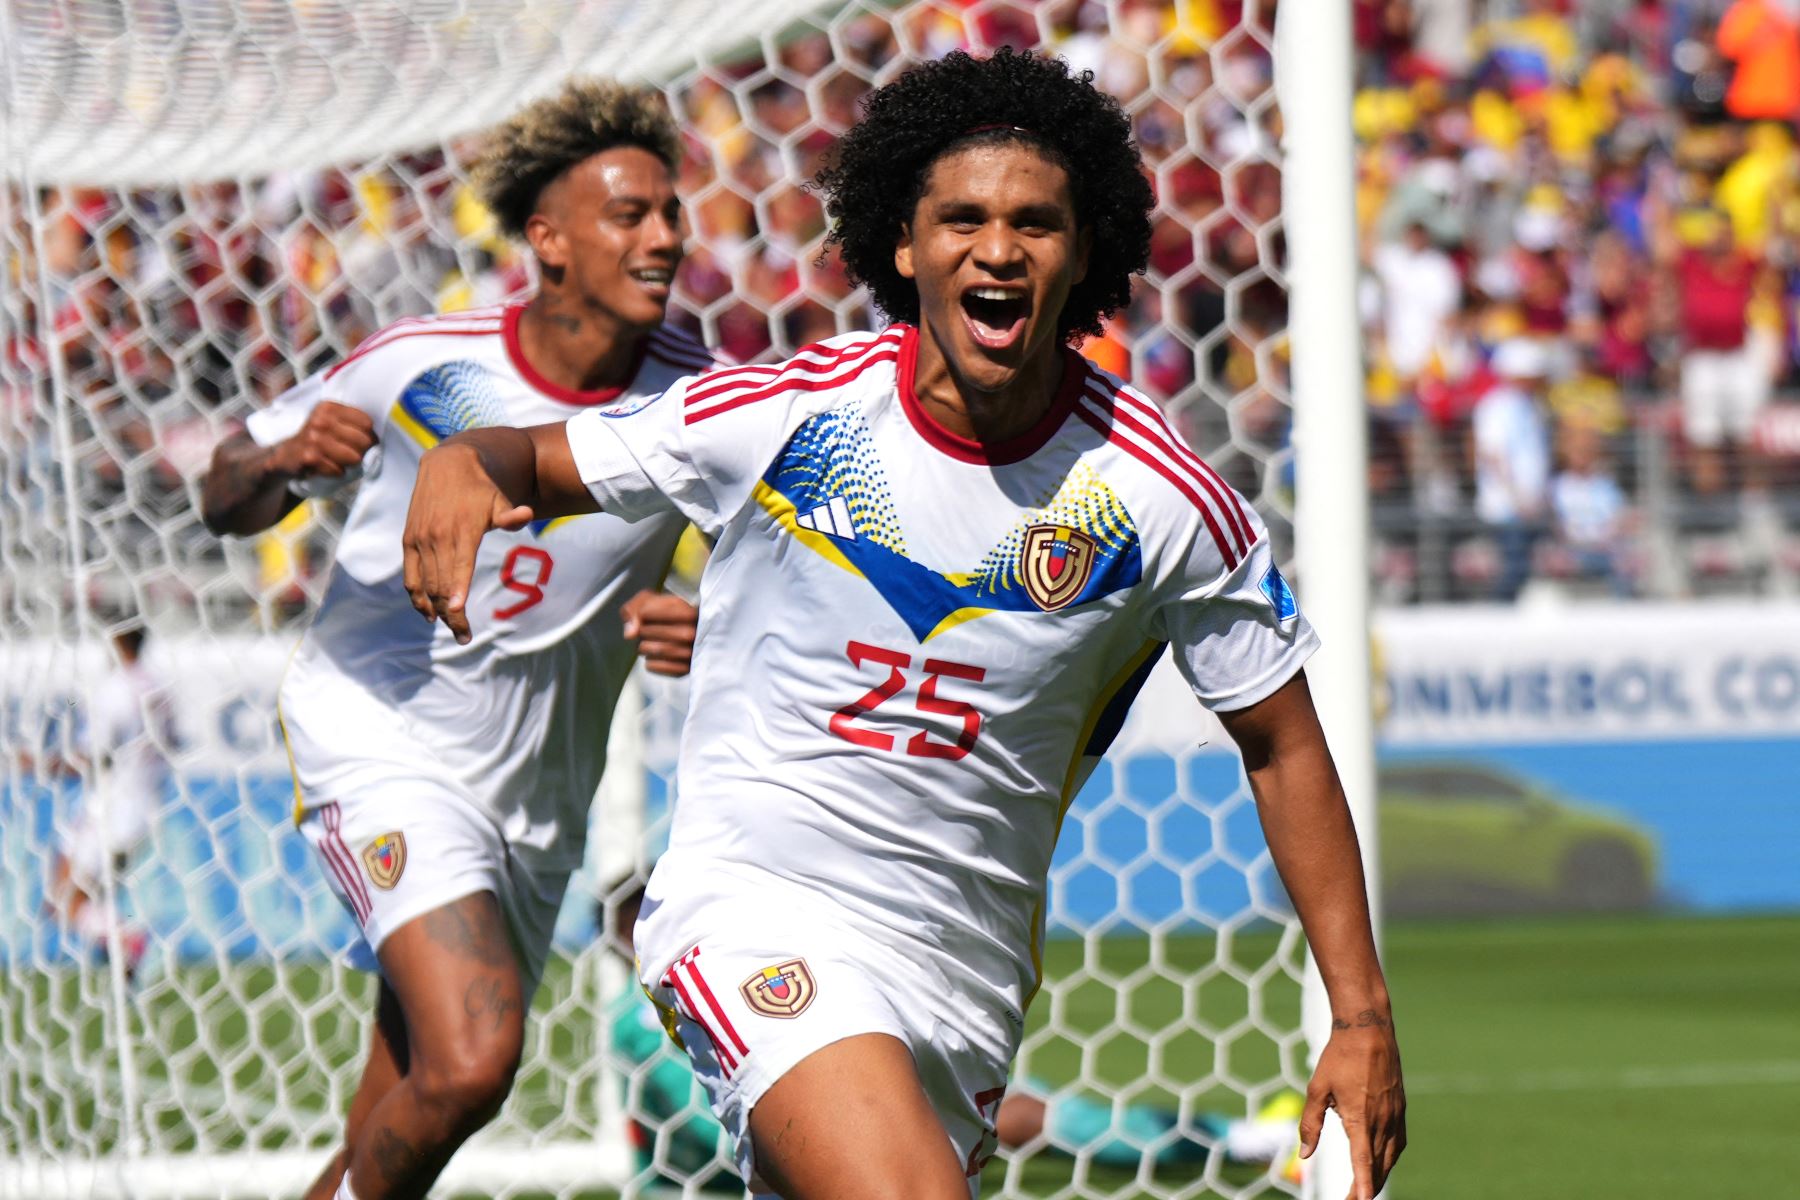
[1475,339,1554,602]
[1553,424,1635,597]
[1716,0,1800,122]
[1372,219,1462,410]
[1671,209,1769,495]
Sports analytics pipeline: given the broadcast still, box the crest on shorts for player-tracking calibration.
[739,959,815,1019]
[361,832,407,890]
[1020,524,1098,612]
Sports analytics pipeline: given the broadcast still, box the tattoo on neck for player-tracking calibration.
[546,311,582,334]
[1332,1009,1392,1032]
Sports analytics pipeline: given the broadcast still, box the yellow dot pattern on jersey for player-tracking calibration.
[971,464,1137,600]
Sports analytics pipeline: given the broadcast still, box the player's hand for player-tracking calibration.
[1299,1011,1405,1199]
[621,590,698,677]
[270,401,376,479]
[403,443,534,645]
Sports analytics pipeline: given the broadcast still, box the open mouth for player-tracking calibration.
[960,285,1029,350]
[629,266,674,294]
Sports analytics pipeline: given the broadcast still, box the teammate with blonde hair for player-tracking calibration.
[201,79,714,1200]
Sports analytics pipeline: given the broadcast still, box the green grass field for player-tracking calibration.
[4,912,1794,1198]
[1379,912,1800,1200]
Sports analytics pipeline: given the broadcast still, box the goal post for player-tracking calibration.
[0,3,1373,1197]
[1275,2,1382,1198]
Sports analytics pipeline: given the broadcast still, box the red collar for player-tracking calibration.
[894,323,1087,465]
[504,302,646,406]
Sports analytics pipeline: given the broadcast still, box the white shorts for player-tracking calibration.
[297,786,573,994]
[1681,343,1771,448]
[636,874,1017,1192]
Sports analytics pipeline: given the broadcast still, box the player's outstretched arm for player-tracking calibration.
[403,423,597,644]
[1217,670,1405,1200]
[200,401,376,535]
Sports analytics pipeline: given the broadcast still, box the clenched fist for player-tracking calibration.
[621,590,699,677]
[271,401,377,480]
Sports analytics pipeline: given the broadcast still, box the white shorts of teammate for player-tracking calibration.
[1680,339,1773,449]
[297,784,573,994]
[637,873,1017,1193]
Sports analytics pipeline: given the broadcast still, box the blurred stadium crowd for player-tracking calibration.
[6,0,1800,628]
[1356,0,1800,600]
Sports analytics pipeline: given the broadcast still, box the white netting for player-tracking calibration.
[0,2,1309,1197]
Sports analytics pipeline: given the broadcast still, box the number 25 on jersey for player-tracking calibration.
[830,640,986,760]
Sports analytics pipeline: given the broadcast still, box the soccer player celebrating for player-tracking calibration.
[403,50,1406,1200]
[200,80,711,1200]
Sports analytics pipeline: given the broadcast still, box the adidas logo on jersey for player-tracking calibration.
[794,496,857,541]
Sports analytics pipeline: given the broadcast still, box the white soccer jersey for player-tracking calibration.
[566,324,1318,1017]
[252,304,712,867]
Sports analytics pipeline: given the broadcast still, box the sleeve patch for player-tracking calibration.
[1259,564,1298,623]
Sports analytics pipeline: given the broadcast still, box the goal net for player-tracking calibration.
[0,1,1315,1197]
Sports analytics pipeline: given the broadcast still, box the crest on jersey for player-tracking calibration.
[361,832,407,890]
[739,959,816,1019]
[1020,524,1099,612]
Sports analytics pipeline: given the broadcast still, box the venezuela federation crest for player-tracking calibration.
[1021,524,1098,612]
[361,832,407,890]
[740,959,816,1019]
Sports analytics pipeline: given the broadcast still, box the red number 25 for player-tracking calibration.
[830,640,986,760]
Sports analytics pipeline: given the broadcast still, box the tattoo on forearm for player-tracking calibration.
[370,1127,424,1184]
[463,977,522,1034]
[202,435,288,531]
[419,901,514,968]
[210,440,267,500]
[1332,1009,1392,1032]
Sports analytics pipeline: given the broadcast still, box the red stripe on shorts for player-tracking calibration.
[320,802,372,924]
[683,948,752,1060]
[666,959,740,1074]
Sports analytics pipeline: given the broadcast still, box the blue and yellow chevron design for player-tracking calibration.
[758,408,1142,640]
[391,360,507,448]
[390,360,574,537]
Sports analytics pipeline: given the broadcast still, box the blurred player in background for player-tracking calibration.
[599,877,1302,1189]
[200,79,710,1200]
[47,619,172,976]
[403,49,1404,1200]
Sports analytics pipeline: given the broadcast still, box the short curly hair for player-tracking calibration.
[814,49,1154,344]
[472,79,681,239]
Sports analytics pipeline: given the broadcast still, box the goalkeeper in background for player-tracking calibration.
[44,618,172,979]
[200,80,713,1200]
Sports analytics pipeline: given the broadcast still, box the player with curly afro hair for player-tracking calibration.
[816,47,1153,345]
[405,50,1403,1200]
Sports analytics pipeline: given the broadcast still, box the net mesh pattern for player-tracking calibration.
[0,2,1304,1196]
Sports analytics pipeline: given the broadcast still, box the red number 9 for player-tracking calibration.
[494,546,554,620]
